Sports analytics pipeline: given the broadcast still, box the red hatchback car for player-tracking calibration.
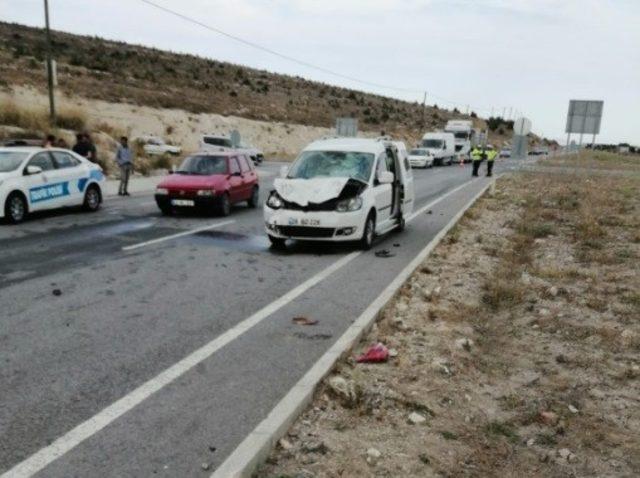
[154,152,259,216]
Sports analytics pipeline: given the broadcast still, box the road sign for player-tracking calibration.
[336,118,358,137]
[565,100,603,135]
[230,129,241,148]
[513,117,531,136]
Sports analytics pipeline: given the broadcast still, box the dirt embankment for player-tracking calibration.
[257,154,640,477]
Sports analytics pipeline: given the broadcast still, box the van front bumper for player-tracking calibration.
[264,207,364,241]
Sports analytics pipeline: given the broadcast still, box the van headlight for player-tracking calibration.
[336,196,363,212]
[197,189,215,197]
[266,191,284,209]
[156,187,168,195]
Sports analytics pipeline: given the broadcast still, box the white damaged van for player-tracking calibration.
[264,137,414,249]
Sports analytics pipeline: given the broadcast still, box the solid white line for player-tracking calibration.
[121,220,235,251]
[3,177,481,478]
[211,177,496,478]
[1,251,361,478]
[408,178,475,221]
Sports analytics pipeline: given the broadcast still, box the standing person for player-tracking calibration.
[486,146,497,177]
[43,134,56,148]
[56,137,69,149]
[72,133,89,158]
[471,146,482,177]
[115,136,133,196]
[85,133,98,163]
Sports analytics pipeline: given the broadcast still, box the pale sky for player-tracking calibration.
[1,0,638,144]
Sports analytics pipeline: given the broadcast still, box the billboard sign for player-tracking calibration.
[336,118,358,137]
[565,100,603,135]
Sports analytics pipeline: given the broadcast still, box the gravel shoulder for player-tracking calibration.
[257,156,640,477]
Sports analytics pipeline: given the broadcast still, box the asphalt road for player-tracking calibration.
[0,159,521,477]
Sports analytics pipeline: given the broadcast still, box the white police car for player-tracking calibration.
[0,147,105,224]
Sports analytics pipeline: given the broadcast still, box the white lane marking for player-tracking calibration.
[3,178,480,478]
[0,251,360,478]
[121,220,235,251]
[211,177,496,478]
[408,178,475,221]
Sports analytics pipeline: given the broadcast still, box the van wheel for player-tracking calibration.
[268,235,286,249]
[218,193,231,216]
[247,187,259,208]
[360,212,376,250]
[83,185,101,212]
[5,192,27,224]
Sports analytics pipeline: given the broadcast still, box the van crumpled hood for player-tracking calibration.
[274,177,366,207]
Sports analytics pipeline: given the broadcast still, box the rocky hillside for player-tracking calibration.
[0,21,479,139]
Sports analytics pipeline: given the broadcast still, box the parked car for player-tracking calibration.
[420,132,456,166]
[499,148,511,158]
[138,136,182,156]
[199,134,233,152]
[408,148,434,168]
[237,141,265,164]
[263,137,414,250]
[0,147,105,224]
[155,152,259,216]
[199,135,265,165]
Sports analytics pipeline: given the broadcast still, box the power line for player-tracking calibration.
[139,0,421,94]
[138,0,500,115]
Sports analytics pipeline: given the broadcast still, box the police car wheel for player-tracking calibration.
[83,185,101,212]
[5,193,27,224]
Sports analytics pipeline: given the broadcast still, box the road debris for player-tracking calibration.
[292,316,318,326]
[52,289,62,296]
[374,249,396,258]
[356,343,389,363]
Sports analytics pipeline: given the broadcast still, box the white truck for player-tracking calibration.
[444,120,476,162]
[420,132,456,166]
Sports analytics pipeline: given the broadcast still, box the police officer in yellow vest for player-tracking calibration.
[486,145,498,177]
[471,146,483,177]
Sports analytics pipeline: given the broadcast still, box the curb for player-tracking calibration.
[211,177,498,478]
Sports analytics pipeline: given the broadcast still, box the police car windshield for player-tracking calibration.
[177,155,227,175]
[287,151,373,182]
[0,152,28,172]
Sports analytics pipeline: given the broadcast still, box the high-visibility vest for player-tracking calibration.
[487,150,497,161]
[471,149,482,160]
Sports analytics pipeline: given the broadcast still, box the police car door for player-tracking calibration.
[23,152,64,212]
[50,151,85,206]
[373,152,393,230]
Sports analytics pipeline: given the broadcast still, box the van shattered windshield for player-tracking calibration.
[287,151,374,182]
[0,152,28,172]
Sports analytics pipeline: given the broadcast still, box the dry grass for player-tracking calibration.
[0,99,87,133]
[258,167,640,478]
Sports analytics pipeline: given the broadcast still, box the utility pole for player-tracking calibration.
[44,0,56,122]
[421,91,427,130]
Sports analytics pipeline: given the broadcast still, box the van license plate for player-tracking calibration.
[301,218,320,226]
